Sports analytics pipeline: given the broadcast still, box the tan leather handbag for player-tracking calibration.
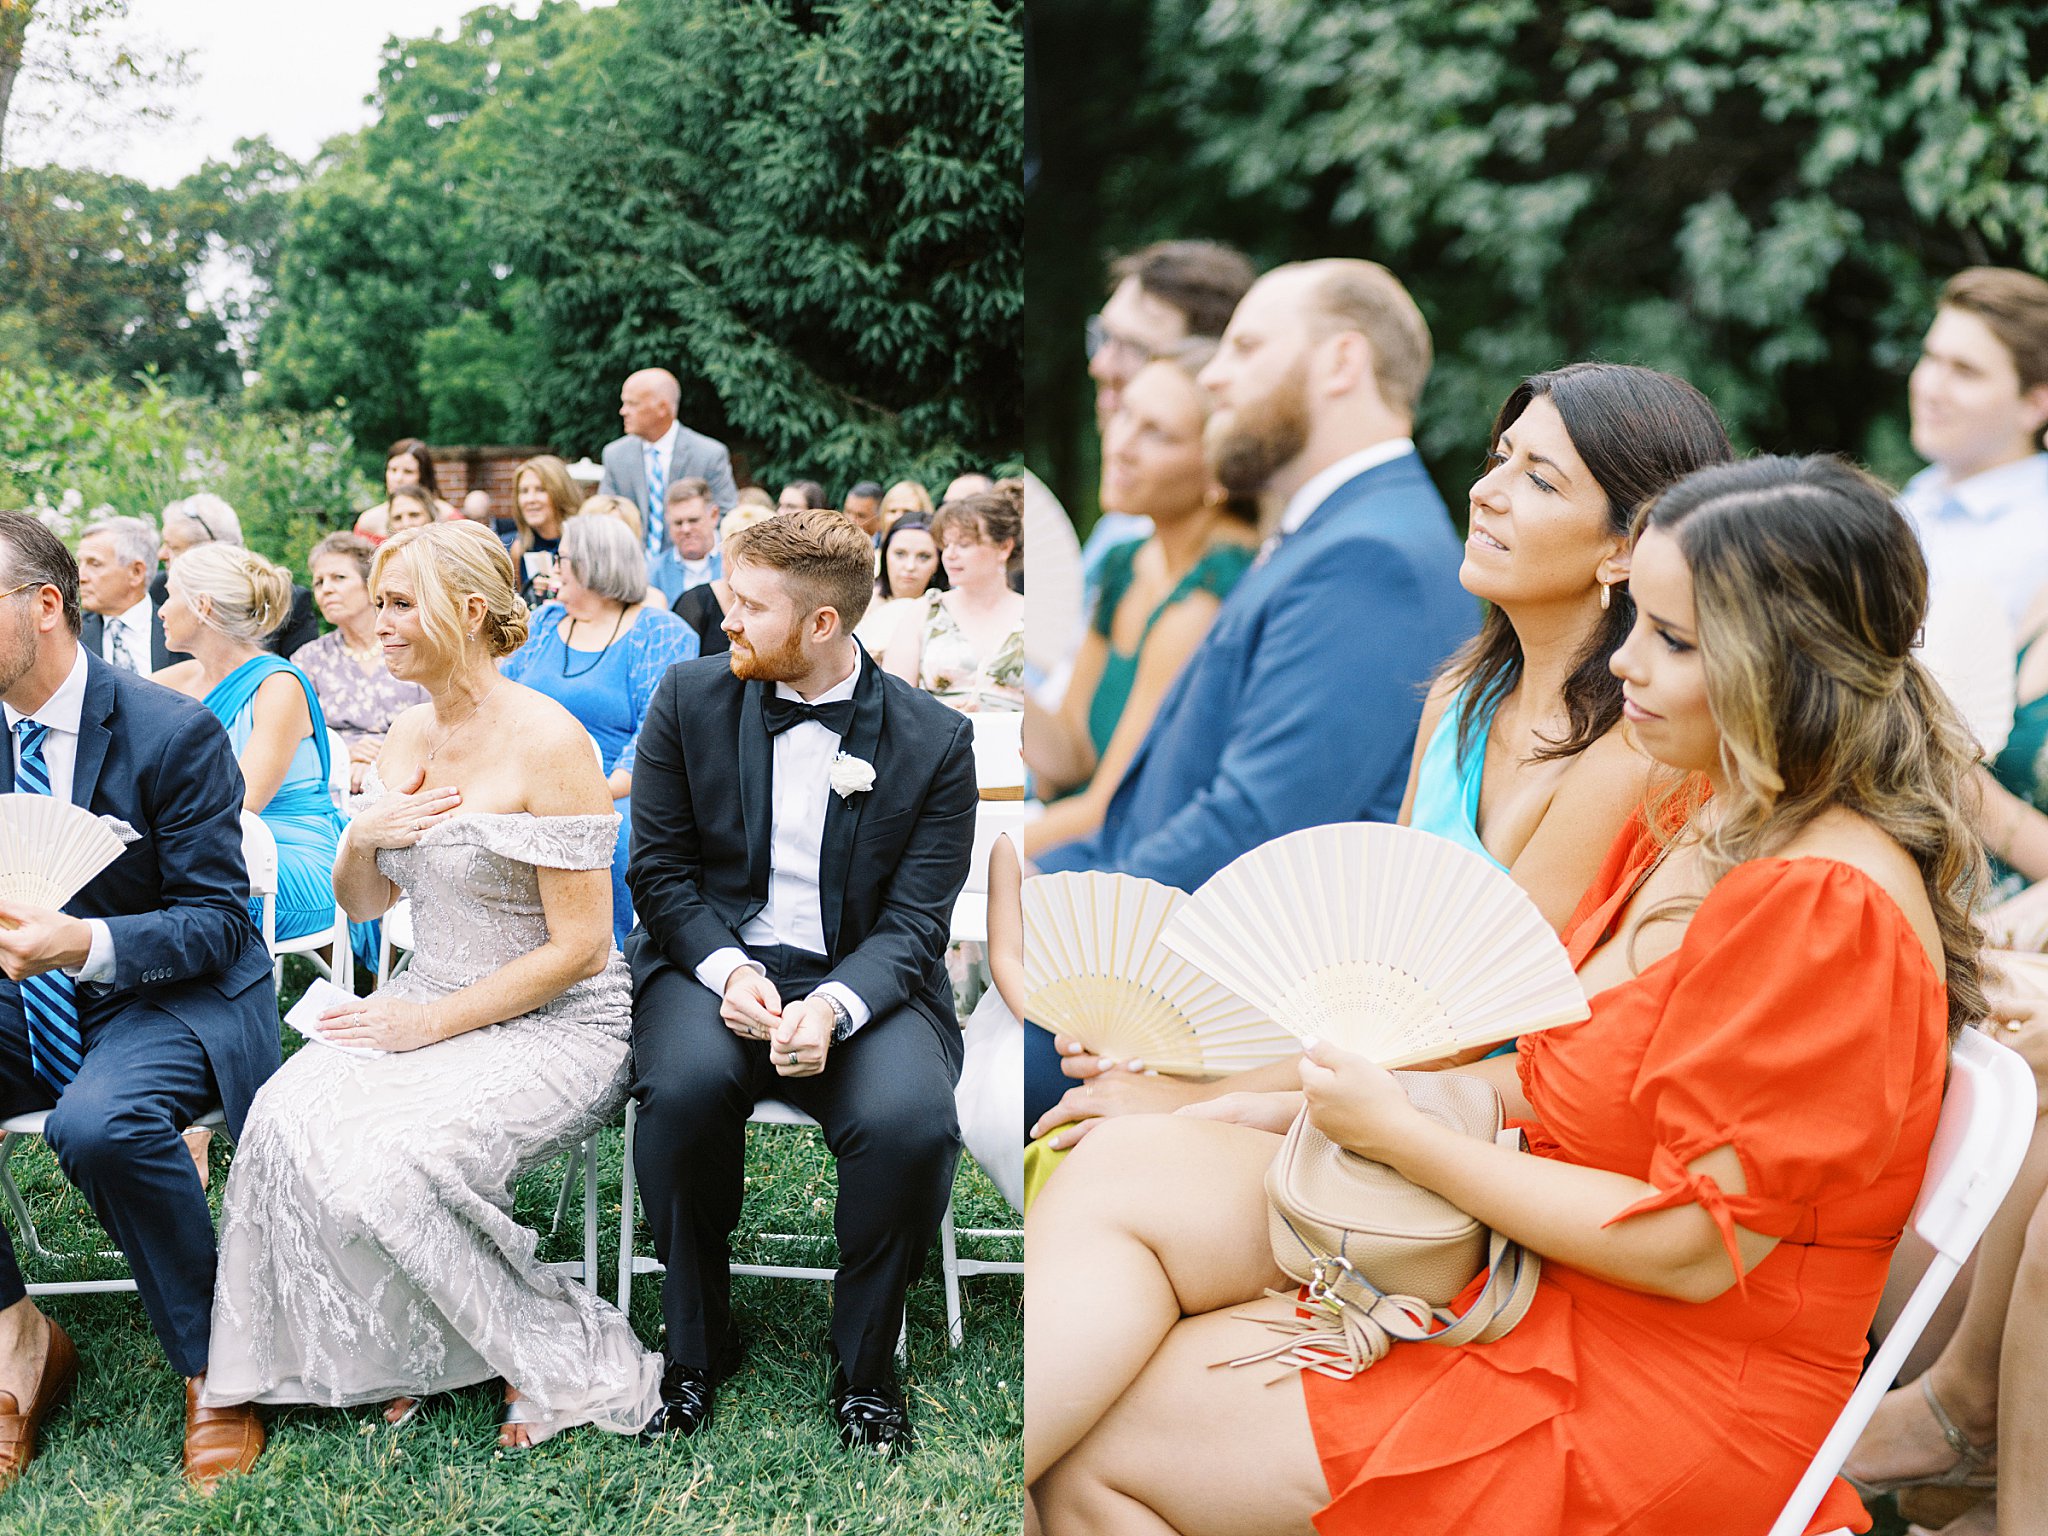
[1227,1071,1541,1379]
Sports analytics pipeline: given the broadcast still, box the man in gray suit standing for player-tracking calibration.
[599,368,741,558]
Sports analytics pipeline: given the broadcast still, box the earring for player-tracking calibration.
[1599,582,1611,612]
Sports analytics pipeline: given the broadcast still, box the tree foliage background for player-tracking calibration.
[2,0,1022,545]
[1027,0,2048,524]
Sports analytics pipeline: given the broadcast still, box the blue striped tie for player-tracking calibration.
[14,721,81,1091]
[645,444,667,555]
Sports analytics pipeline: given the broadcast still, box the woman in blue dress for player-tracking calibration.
[1029,363,1738,1145]
[153,542,369,974]
[500,512,698,945]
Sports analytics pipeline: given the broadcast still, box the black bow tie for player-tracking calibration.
[762,694,857,737]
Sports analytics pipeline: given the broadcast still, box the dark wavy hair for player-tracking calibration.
[876,515,949,599]
[1448,362,1734,765]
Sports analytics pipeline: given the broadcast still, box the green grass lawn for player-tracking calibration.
[0,1014,1022,1535]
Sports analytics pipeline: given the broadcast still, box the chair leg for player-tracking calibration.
[550,1153,578,1236]
[582,1135,599,1287]
[0,1133,57,1265]
[940,1199,964,1349]
[617,1102,638,1312]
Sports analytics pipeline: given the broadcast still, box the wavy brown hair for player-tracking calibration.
[1637,455,1986,1040]
[1448,362,1734,765]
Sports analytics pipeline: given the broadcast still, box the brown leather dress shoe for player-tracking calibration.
[183,1375,263,1492]
[0,1317,78,1491]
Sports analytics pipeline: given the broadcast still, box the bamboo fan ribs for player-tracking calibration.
[1022,871,1297,1077]
[1159,823,1589,1067]
[0,794,126,911]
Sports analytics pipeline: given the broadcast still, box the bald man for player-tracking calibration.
[599,367,740,558]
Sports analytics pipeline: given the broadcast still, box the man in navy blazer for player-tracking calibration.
[0,512,277,1490]
[1039,259,1475,891]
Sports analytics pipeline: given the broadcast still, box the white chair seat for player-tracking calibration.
[1,1105,225,1137]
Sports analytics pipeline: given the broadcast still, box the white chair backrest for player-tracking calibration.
[326,729,351,808]
[1768,1028,2037,1535]
[239,810,278,899]
[970,711,1023,792]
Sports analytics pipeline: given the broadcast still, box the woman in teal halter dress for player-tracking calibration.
[154,543,370,971]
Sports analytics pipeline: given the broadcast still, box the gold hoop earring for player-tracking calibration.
[1599,582,1611,612]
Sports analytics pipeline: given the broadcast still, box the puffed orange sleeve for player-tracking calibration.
[1599,858,1943,1294]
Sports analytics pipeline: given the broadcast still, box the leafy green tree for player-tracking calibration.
[498,0,1022,488]
[0,0,189,170]
[1030,0,2048,516]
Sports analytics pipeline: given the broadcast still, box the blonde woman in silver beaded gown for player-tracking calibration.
[204,523,661,1447]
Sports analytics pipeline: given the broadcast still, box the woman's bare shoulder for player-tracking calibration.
[1775,807,1927,904]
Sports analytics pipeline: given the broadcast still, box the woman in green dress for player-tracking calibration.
[1025,349,1257,860]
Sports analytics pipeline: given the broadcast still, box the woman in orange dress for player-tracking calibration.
[1024,455,1985,1535]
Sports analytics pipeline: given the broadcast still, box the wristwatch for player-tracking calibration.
[813,990,856,1043]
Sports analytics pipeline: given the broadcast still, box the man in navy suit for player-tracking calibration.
[0,512,277,1491]
[1031,260,1475,1121]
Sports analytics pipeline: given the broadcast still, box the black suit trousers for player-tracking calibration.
[629,945,963,1386]
[0,991,221,1376]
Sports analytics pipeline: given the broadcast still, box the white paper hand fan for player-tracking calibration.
[1159,823,1589,1067]
[0,794,126,910]
[1023,871,1298,1077]
[1022,472,1086,676]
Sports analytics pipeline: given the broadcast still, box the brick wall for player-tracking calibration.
[428,446,551,521]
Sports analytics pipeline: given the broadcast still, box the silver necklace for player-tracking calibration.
[424,686,492,769]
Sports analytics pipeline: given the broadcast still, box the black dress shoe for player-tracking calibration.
[641,1341,744,1441]
[829,1371,914,1455]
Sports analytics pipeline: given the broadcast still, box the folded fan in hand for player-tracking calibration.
[0,794,126,910]
[1159,823,1589,1067]
[1023,871,1298,1077]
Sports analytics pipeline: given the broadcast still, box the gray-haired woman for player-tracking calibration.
[499,513,699,944]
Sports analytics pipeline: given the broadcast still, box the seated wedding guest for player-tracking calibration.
[672,501,778,659]
[385,486,438,534]
[1025,362,1733,1149]
[776,480,831,515]
[599,367,739,558]
[0,510,276,1491]
[736,486,776,510]
[153,544,369,972]
[1024,349,1258,861]
[1841,954,2046,1534]
[501,513,698,946]
[941,472,995,505]
[510,454,585,603]
[78,515,175,673]
[354,438,457,541]
[459,489,494,523]
[884,482,1026,712]
[1082,239,1260,583]
[878,479,933,529]
[294,532,429,795]
[203,520,661,1449]
[853,514,945,654]
[647,477,722,605]
[156,495,319,659]
[1027,454,1978,1534]
[628,508,975,1453]
[957,832,1024,1213]
[1035,260,1475,889]
[842,481,885,541]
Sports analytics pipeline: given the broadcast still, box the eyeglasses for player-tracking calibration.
[0,581,42,603]
[1085,313,1166,369]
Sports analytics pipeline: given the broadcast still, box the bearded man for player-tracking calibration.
[625,508,976,1455]
[1037,259,1475,889]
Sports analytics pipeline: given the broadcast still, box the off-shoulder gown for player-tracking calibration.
[202,798,661,1438]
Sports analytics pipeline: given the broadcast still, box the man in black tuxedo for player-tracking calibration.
[78,517,177,673]
[628,508,975,1453]
[0,512,277,1491]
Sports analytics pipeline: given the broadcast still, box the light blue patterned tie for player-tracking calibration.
[13,721,81,1091]
[645,443,667,555]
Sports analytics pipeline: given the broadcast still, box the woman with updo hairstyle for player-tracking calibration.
[205,519,661,1452]
[885,479,1026,711]
[154,542,362,963]
[1027,455,1978,1536]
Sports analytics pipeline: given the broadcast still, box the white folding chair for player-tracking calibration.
[244,810,353,995]
[951,801,1024,946]
[970,710,1024,798]
[1770,1027,2037,1536]
[615,1097,976,1353]
[542,1134,601,1288]
[0,1106,227,1296]
[326,728,352,811]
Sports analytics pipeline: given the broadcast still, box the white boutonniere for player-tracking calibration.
[830,752,877,800]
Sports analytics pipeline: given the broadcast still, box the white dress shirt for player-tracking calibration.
[1899,453,2048,627]
[2,646,114,981]
[1277,437,1419,537]
[100,593,153,671]
[694,650,873,1034]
